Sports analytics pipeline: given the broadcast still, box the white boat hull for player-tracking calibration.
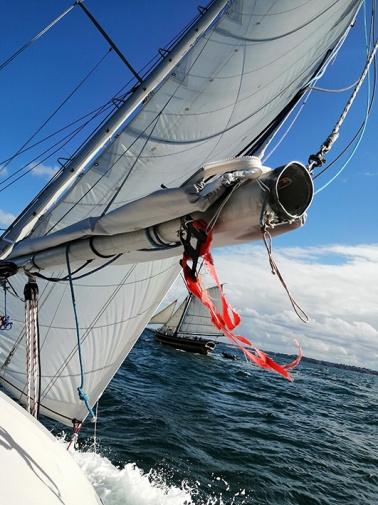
[0,391,101,505]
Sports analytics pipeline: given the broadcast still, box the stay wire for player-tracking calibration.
[0,100,116,194]
[0,99,114,169]
[0,4,76,72]
[314,59,376,180]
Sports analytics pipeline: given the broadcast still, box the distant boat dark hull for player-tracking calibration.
[154,332,216,354]
[222,351,238,361]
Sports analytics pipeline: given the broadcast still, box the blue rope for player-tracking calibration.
[65,246,96,420]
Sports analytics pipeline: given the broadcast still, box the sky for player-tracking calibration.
[0,1,377,370]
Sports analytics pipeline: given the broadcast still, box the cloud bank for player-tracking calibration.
[0,209,16,227]
[166,243,378,371]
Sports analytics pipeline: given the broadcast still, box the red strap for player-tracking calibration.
[181,220,302,381]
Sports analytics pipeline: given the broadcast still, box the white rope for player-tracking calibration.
[31,298,39,417]
[24,281,40,417]
[25,301,32,414]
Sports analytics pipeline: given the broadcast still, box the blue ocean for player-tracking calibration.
[51,331,378,504]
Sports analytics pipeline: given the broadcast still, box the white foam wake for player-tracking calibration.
[71,449,194,505]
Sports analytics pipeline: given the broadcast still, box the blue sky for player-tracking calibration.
[1,1,377,369]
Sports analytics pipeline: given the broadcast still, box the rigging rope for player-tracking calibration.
[65,245,96,421]
[308,38,377,173]
[261,227,309,323]
[312,41,377,193]
[24,280,40,418]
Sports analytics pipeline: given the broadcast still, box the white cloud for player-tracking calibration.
[0,209,16,226]
[30,163,59,179]
[183,243,378,371]
[0,165,8,177]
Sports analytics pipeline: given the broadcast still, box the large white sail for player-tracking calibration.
[1,0,361,248]
[0,0,362,425]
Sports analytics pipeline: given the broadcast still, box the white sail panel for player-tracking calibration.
[0,257,180,424]
[0,0,362,425]
[179,286,224,337]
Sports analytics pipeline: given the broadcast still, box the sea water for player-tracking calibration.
[51,331,378,504]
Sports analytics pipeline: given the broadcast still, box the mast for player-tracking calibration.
[175,292,193,337]
[0,0,231,256]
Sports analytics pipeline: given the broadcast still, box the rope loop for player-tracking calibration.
[261,227,309,323]
[77,387,89,402]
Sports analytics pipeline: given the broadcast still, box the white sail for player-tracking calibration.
[1,0,360,249]
[160,299,188,336]
[178,286,224,337]
[0,258,180,424]
[0,0,362,426]
[149,300,177,325]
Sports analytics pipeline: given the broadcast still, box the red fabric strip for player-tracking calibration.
[181,220,302,381]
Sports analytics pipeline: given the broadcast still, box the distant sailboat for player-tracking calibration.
[152,286,224,354]
[0,0,374,503]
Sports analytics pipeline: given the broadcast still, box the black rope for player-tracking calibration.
[33,254,122,282]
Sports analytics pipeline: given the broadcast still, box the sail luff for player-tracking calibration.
[0,0,231,256]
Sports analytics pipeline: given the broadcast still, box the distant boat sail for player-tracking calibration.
[149,300,177,326]
[153,286,224,354]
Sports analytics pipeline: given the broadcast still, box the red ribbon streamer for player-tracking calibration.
[181,220,302,381]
